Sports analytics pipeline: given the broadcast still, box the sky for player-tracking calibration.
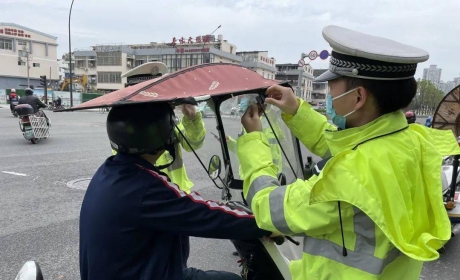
[1,0,459,81]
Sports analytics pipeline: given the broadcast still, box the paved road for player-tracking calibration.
[0,107,457,279]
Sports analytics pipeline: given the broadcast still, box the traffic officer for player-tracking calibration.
[81,102,271,280]
[237,25,460,279]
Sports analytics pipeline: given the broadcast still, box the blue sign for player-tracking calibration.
[320,50,330,60]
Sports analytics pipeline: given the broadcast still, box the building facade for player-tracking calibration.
[438,80,455,95]
[438,77,460,95]
[422,65,442,88]
[57,59,69,82]
[312,69,329,105]
[237,51,277,80]
[71,34,242,92]
[275,63,314,102]
[0,23,58,89]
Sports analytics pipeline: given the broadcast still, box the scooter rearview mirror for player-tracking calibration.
[208,155,222,180]
[14,261,44,280]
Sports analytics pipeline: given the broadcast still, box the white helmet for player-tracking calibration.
[11,88,16,93]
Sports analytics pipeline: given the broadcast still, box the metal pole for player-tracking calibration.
[26,52,30,88]
[201,25,221,64]
[69,0,75,107]
[296,53,305,98]
[296,66,303,98]
[47,66,51,104]
[449,155,460,200]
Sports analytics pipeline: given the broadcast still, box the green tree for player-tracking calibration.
[409,79,444,115]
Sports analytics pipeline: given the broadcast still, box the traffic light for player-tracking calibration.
[39,75,47,88]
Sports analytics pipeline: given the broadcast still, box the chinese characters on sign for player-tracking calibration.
[95,45,122,52]
[0,28,31,38]
[175,48,210,53]
[172,35,216,46]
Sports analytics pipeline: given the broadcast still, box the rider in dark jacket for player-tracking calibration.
[80,102,271,280]
[18,88,47,113]
[18,88,50,125]
[54,95,62,107]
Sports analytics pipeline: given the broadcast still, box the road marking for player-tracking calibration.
[2,171,28,176]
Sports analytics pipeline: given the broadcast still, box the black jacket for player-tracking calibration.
[18,94,47,113]
[80,154,270,280]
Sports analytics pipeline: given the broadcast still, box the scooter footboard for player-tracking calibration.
[231,238,290,280]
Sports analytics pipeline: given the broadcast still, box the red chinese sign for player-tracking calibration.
[0,28,31,38]
[172,35,216,45]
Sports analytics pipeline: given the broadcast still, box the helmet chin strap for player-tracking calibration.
[153,142,176,170]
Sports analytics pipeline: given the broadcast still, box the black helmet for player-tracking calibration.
[25,88,33,95]
[107,102,176,156]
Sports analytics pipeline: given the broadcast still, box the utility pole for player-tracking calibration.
[69,0,75,107]
[200,25,221,64]
[21,45,33,88]
[296,53,308,99]
[26,55,30,88]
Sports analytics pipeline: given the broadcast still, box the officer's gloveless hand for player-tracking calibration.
[265,84,300,116]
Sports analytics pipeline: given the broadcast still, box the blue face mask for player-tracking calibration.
[326,88,358,130]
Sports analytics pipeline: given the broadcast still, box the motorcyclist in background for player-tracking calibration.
[18,88,50,126]
[9,88,19,112]
[425,115,432,127]
[405,110,417,124]
[54,95,62,108]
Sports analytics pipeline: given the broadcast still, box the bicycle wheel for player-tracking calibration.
[99,107,106,114]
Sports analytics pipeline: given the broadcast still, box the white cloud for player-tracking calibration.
[1,0,459,80]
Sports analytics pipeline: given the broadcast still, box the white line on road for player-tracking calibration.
[2,171,28,176]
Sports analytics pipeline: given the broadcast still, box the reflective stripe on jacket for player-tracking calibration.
[237,99,459,279]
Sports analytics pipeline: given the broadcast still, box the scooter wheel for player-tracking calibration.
[31,138,38,144]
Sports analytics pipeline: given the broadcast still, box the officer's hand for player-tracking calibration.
[241,104,262,133]
[265,85,299,116]
[181,104,197,120]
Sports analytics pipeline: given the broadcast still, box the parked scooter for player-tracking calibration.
[14,104,50,144]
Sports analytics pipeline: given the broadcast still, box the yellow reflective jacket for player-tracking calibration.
[237,99,460,280]
[112,113,206,194]
[228,110,284,179]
